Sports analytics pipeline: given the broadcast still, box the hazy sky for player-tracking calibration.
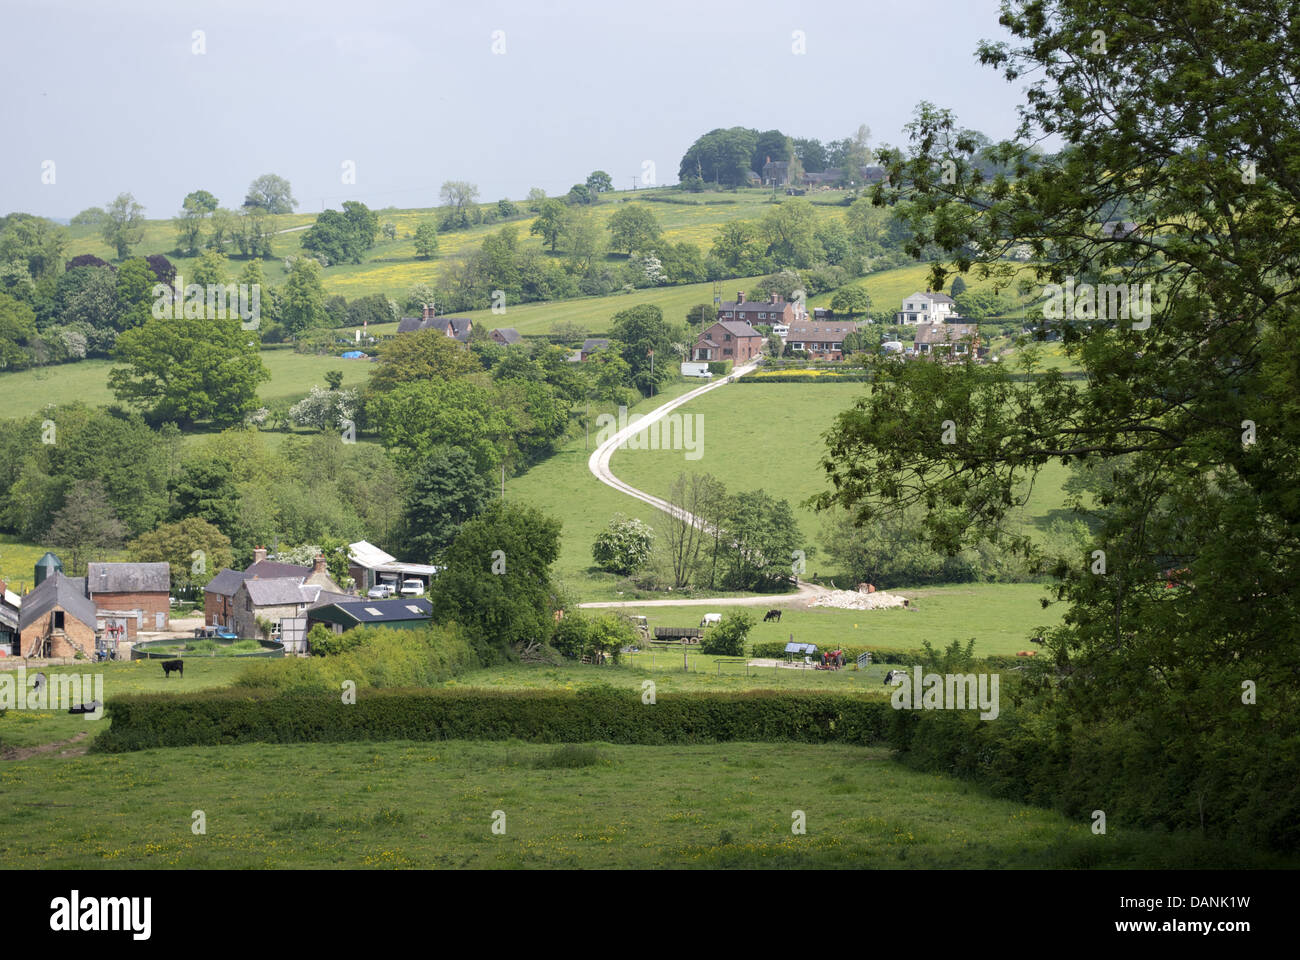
[2,0,1027,220]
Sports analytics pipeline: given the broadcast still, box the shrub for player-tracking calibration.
[591,514,655,575]
[706,359,733,375]
[534,744,607,769]
[700,610,753,656]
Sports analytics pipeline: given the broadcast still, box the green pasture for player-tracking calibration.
[0,738,1234,869]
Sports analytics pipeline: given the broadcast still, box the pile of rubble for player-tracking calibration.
[809,589,909,611]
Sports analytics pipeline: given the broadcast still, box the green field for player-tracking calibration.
[0,349,372,422]
[0,738,1226,869]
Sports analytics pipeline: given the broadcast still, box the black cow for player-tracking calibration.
[162,659,184,678]
[884,669,906,685]
[763,609,782,622]
[68,700,101,715]
[1030,635,1045,645]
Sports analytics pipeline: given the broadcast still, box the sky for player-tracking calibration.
[1,0,1028,220]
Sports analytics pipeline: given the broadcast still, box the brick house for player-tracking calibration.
[229,576,351,642]
[17,572,98,659]
[693,320,765,364]
[396,306,474,341]
[716,291,806,328]
[785,320,859,360]
[490,327,522,345]
[86,562,170,639]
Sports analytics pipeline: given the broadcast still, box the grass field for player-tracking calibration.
[0,738,1249,869]
[0,349,373,422]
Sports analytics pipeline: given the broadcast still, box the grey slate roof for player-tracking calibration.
[710,320,764,339]
[491,327,522,344]
[242,578,320,607]
[915,323,978,344]
[312,597,432,624]
[204,568,245,598]
[581,338,609,353]
[244,559,311,580]
[86,562,170,594]
[17,572,97,633]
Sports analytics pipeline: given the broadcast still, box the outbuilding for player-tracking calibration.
[307,597,433,636]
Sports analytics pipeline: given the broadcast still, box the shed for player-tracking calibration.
[307,597,433,635]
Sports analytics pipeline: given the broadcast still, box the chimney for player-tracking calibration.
[422,304,433,321]
[770,292,779,304]
[0,579,6,598]
[737,291,745,304]
[312,554,328,577]
[253,546,267,563]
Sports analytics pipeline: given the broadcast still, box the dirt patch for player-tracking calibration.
[1,730,92,761]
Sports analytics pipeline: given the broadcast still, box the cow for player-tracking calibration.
[68,700,101,715]
[1030,635,1045,645]
[884,669,907,685]
[161,659,184,678]
[763,609,782,622]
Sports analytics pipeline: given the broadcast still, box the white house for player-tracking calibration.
[896,291,960,325]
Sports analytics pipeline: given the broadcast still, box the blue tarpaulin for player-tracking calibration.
[341,350,366,359]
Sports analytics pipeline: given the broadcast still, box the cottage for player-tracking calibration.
[577,338,610,361]
[693,319,765,364]
[896,291,961,325]
[785,320,858,360]
[761,158,791,187]
[16,572,98,659]
[489,327,522,346]
[914,322,981,359]
[229,575,351,650]
[396,306,474,341]
[204,547,346,635]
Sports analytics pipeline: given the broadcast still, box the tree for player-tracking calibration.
[46,479,125,574]
[609,304,674,394]
[700,610,753,656]
[368,326,481,393]
[324,369,344,390]
[101,193,146,259]
[402,447,493,561]
[678,127,761,187]
[529,198,567,252]
[591,514,654,575]
[414,221,440,259]
[820,0,1300,848]
[280,258,328,334]
[169,457,241,533]
[710,220,767,275]
[607,204,662,255]
[243,174,297,213]
[439,181,480,229]
[949,275,967,298]
[428,500,562,660]
[301,201,378,265]
[759,199,822,268]
[288,385,357,431]
[830,285,871,315]
[794,137,828,173]
[751,129,794,173]
[0,213,66,279]
[126,517,233,592]
[0,292,37,370]
[586,171,613,194]
[70,207,107,227]
[525,187,548,212]
[721,489,800,589]
[113,258,157,330]
[108,314,270,426]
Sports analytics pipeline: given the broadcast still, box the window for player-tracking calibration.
[245,596,251,611]
[54,610,64,629]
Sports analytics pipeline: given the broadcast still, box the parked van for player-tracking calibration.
[400,579,425,597]
[680,361,713,379]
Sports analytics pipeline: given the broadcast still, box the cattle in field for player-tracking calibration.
[161,659,184,678]
[1030,635,1044,645]
[763,609,782,622]
[68,701,101,715]
[700,613,722,627]
[884,669,906,685]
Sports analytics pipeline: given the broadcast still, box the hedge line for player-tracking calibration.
[749,640,920,664]
[739,373,873,383]
[92,688,892,753]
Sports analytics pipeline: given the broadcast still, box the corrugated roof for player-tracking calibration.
[349,540,396,569]
[17,572,97,633]
[86,562,170,594]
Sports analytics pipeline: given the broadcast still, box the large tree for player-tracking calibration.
[402,447,493,561]
[678,127,761,187]
[243,174,297,214]
[817,0,1300,849]
[607,204,662,256]
[108,314,269,426]
[46,479,125,574]
[101,193,146,259]
[126,517,233,592]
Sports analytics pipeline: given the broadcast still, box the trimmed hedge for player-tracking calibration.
[739,373,873,383]
[706,359,733,375]
[92,687,891,752]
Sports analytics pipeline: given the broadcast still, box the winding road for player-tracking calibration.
[580,362,831,610]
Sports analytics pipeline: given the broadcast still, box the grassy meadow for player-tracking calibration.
[1,738,1250,869]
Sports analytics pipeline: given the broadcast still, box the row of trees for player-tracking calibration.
[677,126,874,189]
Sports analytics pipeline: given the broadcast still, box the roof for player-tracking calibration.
[310,597,433,625]
[242,578,321,607]
[349,540,396,569]
[719,301,790,315]
[581,338,610,352]
[915,322,979,345]
[491,327,522,344]
[445,317,473,340]
[204,568,245,598]
[17,572,97,633]
[786,321,858,338]
[35,551,63,572]
[244,559,311,580]
[704,320,763,340]
[86,562,170,594]
[905,291,956,304]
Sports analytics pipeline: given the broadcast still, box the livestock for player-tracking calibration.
[700,613,722,627]
[161,659,184,678]
[763,609,782,622]
[68,701,101,715]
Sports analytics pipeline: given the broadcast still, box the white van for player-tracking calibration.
[400,579,425,597]
[680,361,713,379]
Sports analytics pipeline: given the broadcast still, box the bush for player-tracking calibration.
[706,360,733,375]
[591,514,655,575]
[92,687,893,752]
[700,610,753,656]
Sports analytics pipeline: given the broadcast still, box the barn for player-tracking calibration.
[307,597,433,636]
[17,572,98,659]
[86,562,171,639]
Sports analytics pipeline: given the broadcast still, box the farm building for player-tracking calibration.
[229,577,352,651]
[347,540,440,594]
[490,327,522,345]
[0,579,20,655]
[86,561,170,639]
[16,571,98,659]
[307,597,433,636]
[692,319,765,364]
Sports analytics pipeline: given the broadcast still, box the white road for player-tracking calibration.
[580,361,830,610]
